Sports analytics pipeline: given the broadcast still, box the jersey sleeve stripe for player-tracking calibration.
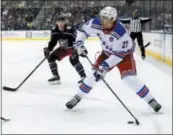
[110,33,119,40]
[112,32,121,39]
[91,24,102,30]
[73,41,83,47]
[51,32,59,35]
[78,27,89,37]
[63,32,76,39]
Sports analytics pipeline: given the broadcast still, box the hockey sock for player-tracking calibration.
[74,63,86,77]
[77,74,97,97]
[136,85,153,102]
[48,61,59,77]
[123,76,153,103]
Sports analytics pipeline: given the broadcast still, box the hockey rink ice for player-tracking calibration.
[2,40,172,134]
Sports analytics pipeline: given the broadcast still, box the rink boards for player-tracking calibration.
[1,30,172,67]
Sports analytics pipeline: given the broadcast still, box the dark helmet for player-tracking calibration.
[56,15,66,21]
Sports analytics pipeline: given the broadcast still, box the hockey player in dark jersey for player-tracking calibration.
[43,15,87,84]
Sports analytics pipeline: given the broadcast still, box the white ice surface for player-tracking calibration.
[2,40,172,134]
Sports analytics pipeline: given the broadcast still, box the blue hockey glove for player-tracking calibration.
[93,61,109,82]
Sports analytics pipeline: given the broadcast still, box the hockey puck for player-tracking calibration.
[128,121,134,124]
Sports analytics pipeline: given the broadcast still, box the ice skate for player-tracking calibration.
[48,75,61,85]
[66,95,81,109]
[148,98,162,112]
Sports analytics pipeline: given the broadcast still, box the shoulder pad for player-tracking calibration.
[113,21,126,38]
[91,18,101,26]
[90,18,102,30]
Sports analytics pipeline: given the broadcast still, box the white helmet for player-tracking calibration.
[100,6,117,21]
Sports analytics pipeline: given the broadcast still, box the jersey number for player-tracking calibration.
[122,41,128,48]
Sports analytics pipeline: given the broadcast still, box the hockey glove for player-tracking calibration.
[74,41,88,57]
[43,47,50,58]
[76,45,88,57]
[93,61,109,82]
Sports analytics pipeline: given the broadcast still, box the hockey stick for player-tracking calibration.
[85,55,140,125]
[95,51,101,61]
[144,42,150,48]
[1,117,10,121]
[3,57,46,92]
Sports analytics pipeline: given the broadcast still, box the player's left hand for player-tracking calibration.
[43,47,50,58]
[76,45,88,57]
[93,61,109,82]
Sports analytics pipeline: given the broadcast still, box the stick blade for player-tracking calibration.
[144,42,151,48]
[2,86,17,91]
[135,119,140,125]
[1,117,10,122]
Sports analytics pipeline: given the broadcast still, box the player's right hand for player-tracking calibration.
[93,61,109,81]
[43,47,50,58]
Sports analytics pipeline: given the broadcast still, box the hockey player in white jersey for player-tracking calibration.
[66,6,162,112]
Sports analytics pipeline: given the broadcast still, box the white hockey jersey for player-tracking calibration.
[75,18,135,68]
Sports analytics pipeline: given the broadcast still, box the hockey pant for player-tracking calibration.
[77,51,153,103]
[47,47,86,78]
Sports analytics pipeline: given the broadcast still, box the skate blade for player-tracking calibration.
[49,80,61,85]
